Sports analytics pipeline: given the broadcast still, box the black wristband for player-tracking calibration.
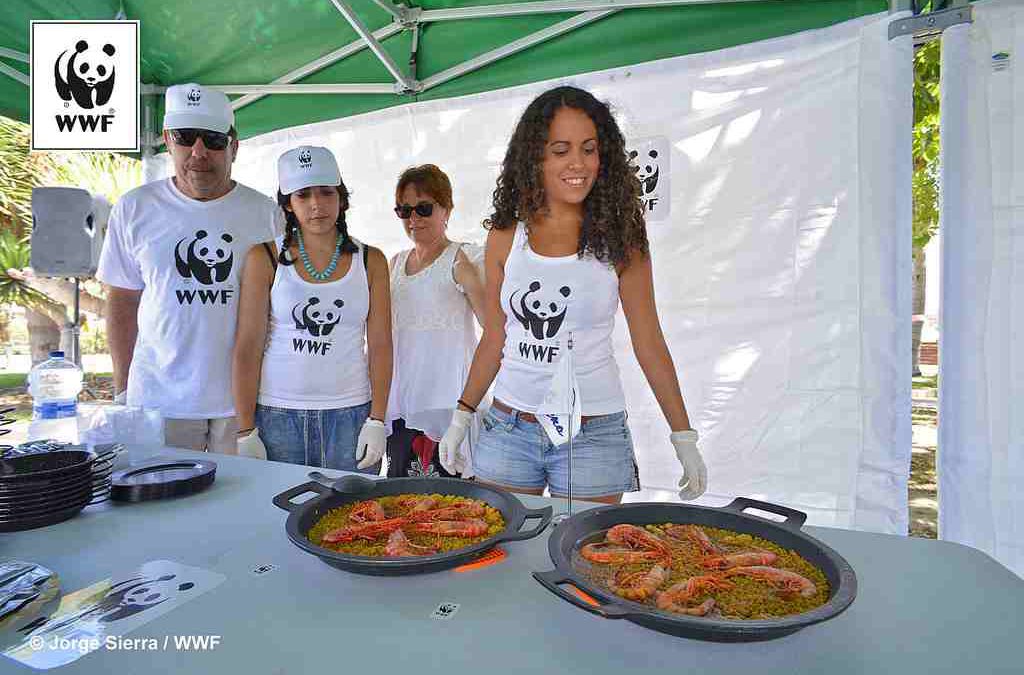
[457,399,477,414]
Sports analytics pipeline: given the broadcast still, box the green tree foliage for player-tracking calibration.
[0,117,47,237]
[913,39,940,249]
[0,116,141,237]
[0,230,46,311]
[0,116,141,355]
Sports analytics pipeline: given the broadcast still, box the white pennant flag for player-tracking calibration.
[536,335,581,446]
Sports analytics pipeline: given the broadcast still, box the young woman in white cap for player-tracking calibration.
[232,146,392,472]
[437,86,707,503]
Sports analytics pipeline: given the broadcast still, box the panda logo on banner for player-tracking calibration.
[627,137,670,223]
[30,20,140,152]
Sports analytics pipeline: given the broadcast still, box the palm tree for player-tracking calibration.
[0,115,141,365]
[0,231,64,362]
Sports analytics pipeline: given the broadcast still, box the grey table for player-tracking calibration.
[3,448,1022,675]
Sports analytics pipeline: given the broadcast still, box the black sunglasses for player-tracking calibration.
[394,202,434,219]
[169,128,231,151]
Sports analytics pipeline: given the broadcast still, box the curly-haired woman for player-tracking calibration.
[438,86,706,503]
[232,146,392,472]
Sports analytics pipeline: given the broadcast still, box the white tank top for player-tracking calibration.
[492,223,626,415]
[386,241,477,441]
[258,237,371,409]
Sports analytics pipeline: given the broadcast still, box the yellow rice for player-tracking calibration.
[307,494,505,557]
[574,523,830,620]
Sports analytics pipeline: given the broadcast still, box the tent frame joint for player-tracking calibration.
[397,6,423,29]
[888,5,972,43]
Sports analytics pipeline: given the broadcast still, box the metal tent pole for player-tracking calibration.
[553,333,575,524]
[231,23,404,112]
[330,0,416,92]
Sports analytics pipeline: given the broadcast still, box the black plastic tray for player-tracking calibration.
[110,458,216,502]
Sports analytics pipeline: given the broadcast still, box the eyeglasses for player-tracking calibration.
[169,128,231,151]
[394,202,434,219]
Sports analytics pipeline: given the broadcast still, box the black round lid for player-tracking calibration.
[110,458,216,502]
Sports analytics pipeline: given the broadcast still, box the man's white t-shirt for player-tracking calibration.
[97,178,281,419]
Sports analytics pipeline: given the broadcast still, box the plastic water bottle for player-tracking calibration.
[27,351,83,444]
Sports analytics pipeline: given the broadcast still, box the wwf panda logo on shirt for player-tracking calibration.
[54,40,116,110]
[510,280,572,340]
[174,230,234,285]
[292,297,344,337]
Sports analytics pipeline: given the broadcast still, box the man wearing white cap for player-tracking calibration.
[97,83,282,454]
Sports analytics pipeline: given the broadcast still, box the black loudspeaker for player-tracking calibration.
[30,187,109,278]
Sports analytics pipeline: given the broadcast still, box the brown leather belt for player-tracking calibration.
[491,399,599,425]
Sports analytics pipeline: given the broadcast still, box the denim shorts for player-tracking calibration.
[472,405,639,497]
[254,401,378,473]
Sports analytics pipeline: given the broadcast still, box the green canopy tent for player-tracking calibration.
[1,0,889,148]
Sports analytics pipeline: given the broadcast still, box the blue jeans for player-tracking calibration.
[472,406,639,498]
[254,401,378,473]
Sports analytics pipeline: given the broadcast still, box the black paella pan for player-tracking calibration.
[533,498,857,642]
[273,474,552,575]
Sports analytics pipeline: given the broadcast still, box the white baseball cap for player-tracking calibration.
[277,146,342,195]
[163,83,234,134]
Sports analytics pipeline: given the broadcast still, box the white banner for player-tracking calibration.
[145,11,911,532]
[938,0,1024,576]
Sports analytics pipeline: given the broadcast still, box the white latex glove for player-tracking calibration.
[671,429,707,500]
[439,409,473,475]
[236,429,268,460]
[113,390,127,405]
[451,432,473,477]
[355,419,387,470]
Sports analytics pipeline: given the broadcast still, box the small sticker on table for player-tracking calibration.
[431,602,460,620]
[251,563,277,577]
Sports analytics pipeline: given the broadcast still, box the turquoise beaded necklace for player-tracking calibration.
[296,227,343,281]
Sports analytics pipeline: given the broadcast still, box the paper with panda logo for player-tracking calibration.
[30,21,140,151]
[535,332,582,447]
[3,560,225,670]
[627,136,670,222]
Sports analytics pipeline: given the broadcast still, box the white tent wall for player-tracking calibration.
[939,0,1024,577]
[145,12,912,533]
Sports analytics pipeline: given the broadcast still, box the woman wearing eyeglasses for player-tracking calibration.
[385,164,485,478]
[232,146,392,472]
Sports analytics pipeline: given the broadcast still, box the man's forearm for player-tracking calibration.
[106,290,141,393]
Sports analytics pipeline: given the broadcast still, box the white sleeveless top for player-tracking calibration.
[492,223,626,415]
[386,241,477,441]
[258,237,371,409]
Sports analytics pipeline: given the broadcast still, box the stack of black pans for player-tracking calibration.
[0,447,114,532]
